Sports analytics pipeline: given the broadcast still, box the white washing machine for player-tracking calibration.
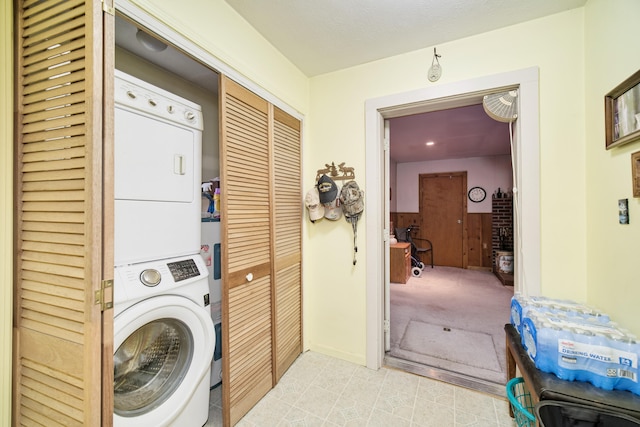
[113,255,214,427]
[114,70,203,266]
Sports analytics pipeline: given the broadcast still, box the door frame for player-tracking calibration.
[419,171,467,268]
[1,0,13,421]
[366,67,541,369]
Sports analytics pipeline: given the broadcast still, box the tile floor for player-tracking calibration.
[206,351,516,426]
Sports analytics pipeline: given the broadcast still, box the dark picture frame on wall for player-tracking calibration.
[632,151,640,198]
[605,69,640,149]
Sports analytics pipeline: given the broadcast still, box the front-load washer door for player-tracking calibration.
[113,296,214,426]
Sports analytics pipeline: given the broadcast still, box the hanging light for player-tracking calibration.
[136,29,167,52]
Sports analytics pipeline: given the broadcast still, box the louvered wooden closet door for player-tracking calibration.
[272,108,302,381]
[220,76,273,426]
[13,0,114,425]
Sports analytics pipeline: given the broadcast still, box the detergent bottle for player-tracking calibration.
[213,188,221,218]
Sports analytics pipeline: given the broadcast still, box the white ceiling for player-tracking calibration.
[224,0,587,77]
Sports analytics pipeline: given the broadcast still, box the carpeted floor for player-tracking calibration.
[389,266,514,385]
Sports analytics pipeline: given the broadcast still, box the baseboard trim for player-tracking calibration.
[383,354,507,398]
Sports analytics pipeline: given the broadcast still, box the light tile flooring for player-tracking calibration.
[206,351,516,426]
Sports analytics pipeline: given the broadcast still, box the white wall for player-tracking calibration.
[395,155,512,213]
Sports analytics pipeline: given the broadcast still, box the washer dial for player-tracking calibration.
[140,269,161,287]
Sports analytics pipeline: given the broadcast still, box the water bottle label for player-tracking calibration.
[558,339,638,380]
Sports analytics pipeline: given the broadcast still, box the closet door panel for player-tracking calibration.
[220,76,273,426]
[13,0,114,424]
[272,108,302,381]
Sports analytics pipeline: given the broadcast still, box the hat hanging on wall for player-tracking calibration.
[323,198,342,221]
[340,181,364,265]
[304,187,324,223]
[317,174,338,204]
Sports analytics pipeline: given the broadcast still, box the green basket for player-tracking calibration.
[506,377,536,427]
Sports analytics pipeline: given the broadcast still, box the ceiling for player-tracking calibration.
[223,0,585,162]
[115,15,219,93]
[389,104,513,163]
[117,1,587,163]
[224,0,587,77]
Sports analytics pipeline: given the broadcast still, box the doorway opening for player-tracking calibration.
[387,105,513,394]
[364,68,541,393]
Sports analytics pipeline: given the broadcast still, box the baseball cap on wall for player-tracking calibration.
[317,174,338,204]
[340,180,364,218]
[304,187,324,222]
[339,180,364,265]
[323,197,342,221]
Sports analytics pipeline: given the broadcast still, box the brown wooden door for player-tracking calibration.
[13,0,114,424]
[220,76,274,426]
[272,107,302,382]
[419,172,467,268]
[220,77,302,426]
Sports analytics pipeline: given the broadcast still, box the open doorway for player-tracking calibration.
[364,67,541,393]
[386,102,515,394]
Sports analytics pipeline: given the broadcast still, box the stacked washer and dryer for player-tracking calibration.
[113,70,215,427]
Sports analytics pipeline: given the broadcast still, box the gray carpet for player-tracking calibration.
[388,266,513,385]
[399,320,501,371]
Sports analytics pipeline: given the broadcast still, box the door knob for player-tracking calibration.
[457,219,462,224]
[246,273,253,282]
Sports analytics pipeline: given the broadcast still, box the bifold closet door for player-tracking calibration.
[272,108,302,382]
[13,0,115,424]
[220,76,273,426]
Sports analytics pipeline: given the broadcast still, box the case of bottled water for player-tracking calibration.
[520,309,639,395]
[510,294,609,337]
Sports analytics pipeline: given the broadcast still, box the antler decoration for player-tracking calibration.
[315,162,356,182]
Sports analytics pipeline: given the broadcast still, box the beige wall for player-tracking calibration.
[305,8,588,362]
[3,0,640,423]
[584,0,640,335]
[128,0,310,114]
[0,1,309,424]
[1,0,12,423]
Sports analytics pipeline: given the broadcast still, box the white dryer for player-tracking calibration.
[114,70,203,266]
[113,255,214,427]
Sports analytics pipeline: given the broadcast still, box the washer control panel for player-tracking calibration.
[114,254,208,307]
[167,258,201,282]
